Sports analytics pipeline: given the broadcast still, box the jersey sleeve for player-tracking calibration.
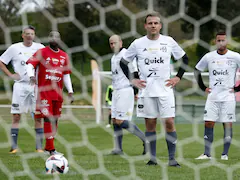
[26,49,42,68]
[170,37,186,60]
[195,54,208,71]
[0,45,15,65]
[123,40,137,63]
[235,53,240,68]
[63,54,71,74]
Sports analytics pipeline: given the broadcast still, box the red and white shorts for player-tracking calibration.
[35,98,62,119]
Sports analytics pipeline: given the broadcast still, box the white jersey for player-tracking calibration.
[123,35,185,97]
[196,50,240,101]
[111,48,137,90]
[0,42,44,82]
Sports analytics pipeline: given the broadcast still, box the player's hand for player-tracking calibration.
[10,73,20,80]
[205,87,211,93]
[131,79,146,89]
[29,76,36,85]
[165,76,180,87]
[68,93,74,104]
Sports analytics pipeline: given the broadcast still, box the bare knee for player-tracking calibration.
[12,114,21,123]
[205,121,215,128]
[165,118,175,132]
[145,118,157,132]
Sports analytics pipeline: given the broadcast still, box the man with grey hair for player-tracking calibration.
[0,25,45,153]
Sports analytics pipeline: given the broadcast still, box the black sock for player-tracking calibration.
[108,114,111,125]
[204,127,214,156]
[113,124,123,151]
[145,131,156,161]
[35,128,44,150]
[120,120,145,142]
[222,127,232,155]
[166,131,177,160]
[11,128,19,149]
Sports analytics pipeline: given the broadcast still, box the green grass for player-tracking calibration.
[0,107,240,179]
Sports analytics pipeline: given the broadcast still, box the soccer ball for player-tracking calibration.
[45,154,69,174]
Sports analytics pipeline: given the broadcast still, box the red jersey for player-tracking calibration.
[27,46,71,101]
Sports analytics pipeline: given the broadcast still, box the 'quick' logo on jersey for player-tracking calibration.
[112,69,118,75]
[212,70,228,76]
[45,74,61,81]
[145,57,164,65]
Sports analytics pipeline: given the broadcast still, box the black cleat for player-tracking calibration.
[109,149,124,155]
[142,143,146,155]
[146,160,157,165]
[168,159,181,167]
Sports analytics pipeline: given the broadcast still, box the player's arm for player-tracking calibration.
[26,50,42,85]
[194,68,208,92]
[0,46,20,80]
[120,59,146,89]
[63,74,74,103]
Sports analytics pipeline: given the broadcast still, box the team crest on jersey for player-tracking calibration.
[60,59,65,65]
[52,58,59,64]
[46,57,51,64]
[41,99,49,106]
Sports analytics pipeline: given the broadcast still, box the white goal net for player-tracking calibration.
[0,0,240,179]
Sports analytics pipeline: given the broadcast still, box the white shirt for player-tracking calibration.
[0,42,44,82]
[123,35,185,97]
[111,48,137,90]
[196,50,240,101]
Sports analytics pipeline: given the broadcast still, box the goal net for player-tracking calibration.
[0,0,240,179]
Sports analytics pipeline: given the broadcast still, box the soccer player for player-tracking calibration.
[109,34,146,155]
[120,12,188,166]
[26,31,74,155]
[195,32,240,160]
[0,25,45,153]
[105,84,113,128]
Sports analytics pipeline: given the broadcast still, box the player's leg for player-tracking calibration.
[138,97,158,165]
[34,117,44,152]
[221,122,232,160]
[220,101,235,160]
[111,118,123,154]
[9,83,22,153]
[106,109,111,128]
[28,86,43,152]
[164,117,180,167]
[159,95,180,167]
[196,100,217,159]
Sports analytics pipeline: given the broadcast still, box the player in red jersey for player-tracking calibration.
[26,31,74,155]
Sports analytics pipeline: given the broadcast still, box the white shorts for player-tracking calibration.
[11,82,36,114]
[111,87,134,121]
[137,96,175,118]
[204,100,236,122]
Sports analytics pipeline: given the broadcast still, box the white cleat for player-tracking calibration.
[195,154,211,160]
[221,155,228,160]
[106,124,111,128]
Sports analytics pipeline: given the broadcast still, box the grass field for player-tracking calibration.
[1,107,240,180]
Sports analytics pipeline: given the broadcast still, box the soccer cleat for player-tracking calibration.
[146,160,158,165]
[142,143,146,155]
[221,154,228,160]
[9,148,18,154]
[109,149,124,155]
[195,154,211,160]
[106,124,111,128]
[44,149,63,156]
[168,159,181,167]
[36,149,44,153]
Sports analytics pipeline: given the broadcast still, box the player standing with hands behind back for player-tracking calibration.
[120,12,189,166]
[27,31,74,155]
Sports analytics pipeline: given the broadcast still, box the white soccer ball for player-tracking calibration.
[45,154,69,174]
